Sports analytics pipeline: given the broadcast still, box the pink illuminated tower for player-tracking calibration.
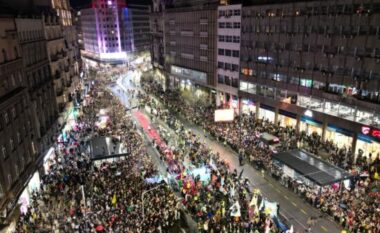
[81,0,140,63]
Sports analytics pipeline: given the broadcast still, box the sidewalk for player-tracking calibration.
[134,82,342,233]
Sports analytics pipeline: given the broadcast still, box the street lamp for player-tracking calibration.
[141,183,165,222]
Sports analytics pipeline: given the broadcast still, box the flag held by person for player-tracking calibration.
[229,201,241,217]
[111,193,117,205]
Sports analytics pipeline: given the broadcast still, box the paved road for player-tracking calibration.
[114,74,341,233]
[109,77,197,232]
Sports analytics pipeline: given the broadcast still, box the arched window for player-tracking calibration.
[14,47,19,58]
[2,49,7,62]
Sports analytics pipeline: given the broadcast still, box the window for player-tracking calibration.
[219,22,225,28]
[4,112,9,125]
[218,74,224,84]
[232,64,239,71]
[225,49,232,56]
[200,56,208,62]
[218,49,224,55]
[200,44,208,50]
[234,9,241,16]
[300,79,313,87]
[10,138,14,151]
[233,36,240,43]
[232,50,240,57]
[226,22,232,28]
[14,164,19,177]
[233,22,241,28]
[1,49,7,62]
[11,107,16,119]
[219,10,225,17]
[225,63,232,70]
[14,47,19,58]
[180,53,194,60]
[232,78,239,87]
[225,76,231,85]
[226,35,232,42]
[218,35,225,42]
[17,132,21,144]
[1,145,6,158]
[7,175,12,187]
[0,182,3,198]
[218,62,224,69]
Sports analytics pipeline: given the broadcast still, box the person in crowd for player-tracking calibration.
[142,78,380,233]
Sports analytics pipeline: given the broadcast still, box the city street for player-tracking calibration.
[112,72,342,233]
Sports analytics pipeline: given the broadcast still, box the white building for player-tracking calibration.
[216,4,242,109]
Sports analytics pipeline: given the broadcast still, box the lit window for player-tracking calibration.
[4,113,9,125]
[10,138,14,151]
[1,145,6,158]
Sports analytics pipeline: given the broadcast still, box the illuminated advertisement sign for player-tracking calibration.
[214,109,234,122]
[361,126,380,139]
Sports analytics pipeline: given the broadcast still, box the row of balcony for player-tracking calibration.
[50,50,68,62]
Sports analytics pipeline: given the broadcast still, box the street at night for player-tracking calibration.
[1,0,380,233]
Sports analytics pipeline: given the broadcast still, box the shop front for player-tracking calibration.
[278,110,297,128]
[300,116,323,136]
[154,69,166,90]
[241,98,255,114]
[356,126,380,158]
[43,147,56,174]
[18,171,41,215]
[259,104,275,123]
[324,124,354,149]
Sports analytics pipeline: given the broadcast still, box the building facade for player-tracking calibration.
[128,4,151,53]
[216,4,242,108]
[81,0,150,64]
[150,0,166,87]
[164,5,218,88]
[149,0,380,158]
[238,0,380,157]
[0,16,38,223]
[39,0,81,119]
[15,18,58,154]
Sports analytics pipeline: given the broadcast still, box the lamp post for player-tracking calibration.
[141,183,165,222]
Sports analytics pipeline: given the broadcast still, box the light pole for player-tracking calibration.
[141,183,165,222]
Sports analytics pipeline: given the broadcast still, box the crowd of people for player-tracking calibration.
[142,78,380,233]
[139,86,286,233]
[14,78,182,233]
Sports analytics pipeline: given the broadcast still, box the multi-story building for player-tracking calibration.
[74,10,85,50]
[150,0,166,87]
[0,16,39,224]
[38,0,81,116]
[238,0,380,158]
[15,18,58,154]
[164,3,218,89]
[128,4,151,53]
[216,4,242,108]
[81,0,150,65]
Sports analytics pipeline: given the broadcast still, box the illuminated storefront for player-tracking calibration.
[154,69,166,90]
[18,171,41,215]
[278,110,297,128]
[259,105,275,122]
[300,116,323,136]
[356,126,380,157]
[325,125,353,148]
[241,99,255,114]
[43,147,56,173]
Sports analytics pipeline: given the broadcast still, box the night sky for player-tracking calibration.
[70,0,152,8]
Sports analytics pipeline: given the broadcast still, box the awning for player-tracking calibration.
[272,150,353,186]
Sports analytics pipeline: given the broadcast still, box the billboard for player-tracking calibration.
[214,109,234,122]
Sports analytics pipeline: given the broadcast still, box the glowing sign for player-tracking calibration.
[214,109,234,122]
[361,126,380,139]
[362,126,370,135]
[304,109,313,118]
